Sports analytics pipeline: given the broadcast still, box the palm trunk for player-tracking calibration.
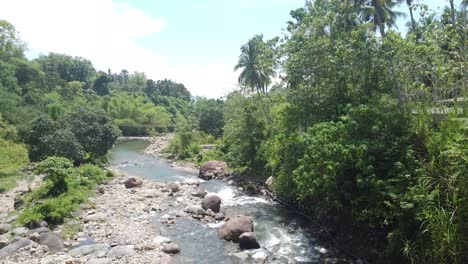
[449,0,456,24]
[408,5,416,32]
[256,88,272,125]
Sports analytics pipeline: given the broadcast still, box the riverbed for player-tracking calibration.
[109,139,336,264]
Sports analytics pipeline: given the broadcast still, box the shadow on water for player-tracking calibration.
[108,139,328,264]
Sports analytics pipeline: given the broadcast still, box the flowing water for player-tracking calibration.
[108,139,331,264]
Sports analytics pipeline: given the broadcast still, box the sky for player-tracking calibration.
[0,0,462,98]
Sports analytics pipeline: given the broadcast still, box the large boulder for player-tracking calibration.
[39,232,64,252]
[239,232,260,249]
[218,215,253,242]
[124,177,142,188]
[201,195,221,213]
[199,161,228,180]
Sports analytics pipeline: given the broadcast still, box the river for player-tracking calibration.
[108,139,333,264]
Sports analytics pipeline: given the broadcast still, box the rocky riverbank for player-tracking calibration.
[143,134,198,174]
[0,170,233,263]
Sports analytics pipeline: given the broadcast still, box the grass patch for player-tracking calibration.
[17,157,114,227]
[0,172,24,193]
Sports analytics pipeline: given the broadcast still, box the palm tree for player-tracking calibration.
[234,35,275,95]
[360,0,406,37]
[234,35,275,123]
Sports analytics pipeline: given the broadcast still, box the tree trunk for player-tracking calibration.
[408,4,416,32]
[449,0,456,24]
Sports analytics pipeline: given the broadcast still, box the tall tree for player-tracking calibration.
[234,35,275,95]
[234,35,276,124]
[360,0,405,37]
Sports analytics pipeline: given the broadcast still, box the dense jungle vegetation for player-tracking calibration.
[0,0,467,263]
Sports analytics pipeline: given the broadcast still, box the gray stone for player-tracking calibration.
[5,215,18,223]
[84,212,107,223]
[86,258,111,264]
[39,232,64,252]
[0,224,12,235]
[190,188,207,198]
[233,251,249,261]
[28,227,49,234]
[107,245,136,257]
[69,243,110,257]
[202,195,221,213]
[11,227,29,236]
[153,236,172,245]
[0,238,32,259]
[183,206,206,215]
[162,242,180,254]
[239,232,260,249]
[39,221,48,227]
[0,235,9,249]
[167,183,180,192]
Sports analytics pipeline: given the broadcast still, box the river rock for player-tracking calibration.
[243,183,258,195]
[201,195,221,213]
[153,236,172,245]
[167,183,180,192]
[11,227,29,236]
[124,177,143,188]
[69,243,110,257]
[39,232,64,252]
[184,179,200,186]
[84,212,107,223]
[28,227,49,234]
[0,235,9,249]
[162,242,180,254]
[233,251,249,261]
[199,161,228,180]
[0,224,12,234]
[5,215,18,223]
[86,258,111,264]
[184,206,205,215]
[265,176,274,188]
[191,188,207,198]
[239,232,260,249]
[107,245,136,257]
[0,238,32,259]
[218,215,253,242]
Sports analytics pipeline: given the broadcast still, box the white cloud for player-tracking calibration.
[0,0,168,74]
[170,63,239,99]
[0,0,239,98]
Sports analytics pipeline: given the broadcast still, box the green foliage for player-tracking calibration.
[19,158,111,227]
[196,149,226,166]
[62,108,120,159]
[37,157,73,196]
[194,98,224,137]
[100,93,172,135]
[223,92,266,174]
[147,79,191,101]
[0,114,29,192]
[42,129,85,162]
[167,130,202,160]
